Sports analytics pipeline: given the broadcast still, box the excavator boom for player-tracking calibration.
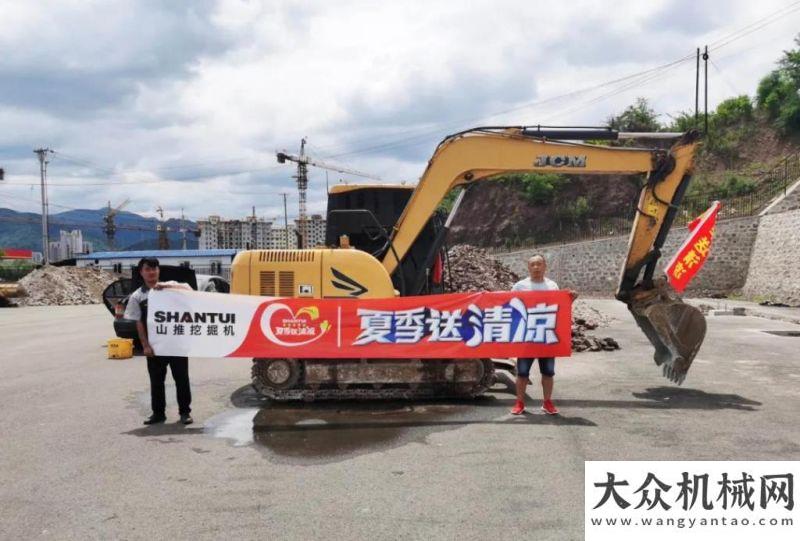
[381,127,705,383]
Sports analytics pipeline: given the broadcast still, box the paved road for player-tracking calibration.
[1,301,798,540]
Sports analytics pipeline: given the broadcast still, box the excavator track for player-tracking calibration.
[252,358,496,401]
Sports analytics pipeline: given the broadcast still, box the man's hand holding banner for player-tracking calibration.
[147,290,573,359]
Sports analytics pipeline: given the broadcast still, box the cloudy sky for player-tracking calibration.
[0,0,798,225]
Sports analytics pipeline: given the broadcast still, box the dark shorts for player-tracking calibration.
[517,357,555,378]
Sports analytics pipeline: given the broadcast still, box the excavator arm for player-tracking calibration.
[382,127,705,384]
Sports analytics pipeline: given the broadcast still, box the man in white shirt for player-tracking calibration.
[124,257,194,425]
[510,254,577,415]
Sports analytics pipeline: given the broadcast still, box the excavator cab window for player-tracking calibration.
[326,186,442,295]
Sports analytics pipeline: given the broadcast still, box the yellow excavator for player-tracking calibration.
[231,126,706,400]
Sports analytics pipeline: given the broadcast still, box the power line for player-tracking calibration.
[541,58,697,122]
[315,4,800,160]
[314,53,699,160]
[4,2,795,198]
[42,150,287,184]
[51,150,273,178]
[709,58,741,96]
[708,1,800,51]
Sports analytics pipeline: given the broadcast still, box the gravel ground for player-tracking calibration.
[2,301,798,540]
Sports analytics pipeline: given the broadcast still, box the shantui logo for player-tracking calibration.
[260,303,331,347]
[534,155,587,168]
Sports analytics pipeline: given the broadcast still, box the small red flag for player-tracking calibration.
[664,201,721,293]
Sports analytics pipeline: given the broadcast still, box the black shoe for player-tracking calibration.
[180,414,193,425]
[143,415,166,425]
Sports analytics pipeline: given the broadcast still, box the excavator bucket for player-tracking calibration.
[626,278,706,384]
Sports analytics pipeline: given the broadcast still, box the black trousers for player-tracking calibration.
[147,356,191,416]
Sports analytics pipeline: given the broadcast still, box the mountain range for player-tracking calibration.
[0,207,199,252]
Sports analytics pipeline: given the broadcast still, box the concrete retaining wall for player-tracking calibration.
[493,215,761,296]
[742,208,800,305]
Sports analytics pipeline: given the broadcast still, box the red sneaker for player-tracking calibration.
[511,400,525,415]
[541,400,559,415]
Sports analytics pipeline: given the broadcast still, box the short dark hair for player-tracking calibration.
[137,257,160,273]
[527,253,546,264]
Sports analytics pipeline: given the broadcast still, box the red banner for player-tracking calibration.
[664,201,721,293]
[0,248,33,259]
[147,290,573,359]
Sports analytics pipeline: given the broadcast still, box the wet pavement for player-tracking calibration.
[1,300,799,540]
[202,380,596,465]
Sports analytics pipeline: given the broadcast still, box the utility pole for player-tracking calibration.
[703,45,709,135]
[180,208,187,250]
[694,47,700,126]
[282,193,289,249]
[34,148,53,264]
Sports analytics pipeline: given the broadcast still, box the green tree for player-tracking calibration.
[756,35,800,134]
[665,110,698,132]
[713,95,753,127]
[557,196,590,223]
[438,188,460,213]
[500,172,568,204]
[607,97,661,132]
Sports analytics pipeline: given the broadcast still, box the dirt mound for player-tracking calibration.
[448,174,639,248]
[571,300,619,352]
[446,245,620,351]
[17,266,117,306]
[445,245,521,292]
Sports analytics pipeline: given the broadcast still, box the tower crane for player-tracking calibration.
[277,138,382,248]
[156,206,169,250]
[102,198,131,250]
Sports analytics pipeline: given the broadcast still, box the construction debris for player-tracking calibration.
[445,244,621,352]
[571,300,620,352]
[572,318,620,351]
[445,245,521,292]
[17,266,117,306]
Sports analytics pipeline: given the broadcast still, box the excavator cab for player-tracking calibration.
[325,184,448,295]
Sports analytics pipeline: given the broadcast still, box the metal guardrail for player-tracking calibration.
[487,152,800,253]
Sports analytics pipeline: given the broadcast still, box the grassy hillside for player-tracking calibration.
[449,37,800,249]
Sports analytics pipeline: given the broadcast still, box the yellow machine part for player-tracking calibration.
[230,248,396,299]
[107,338,134,359]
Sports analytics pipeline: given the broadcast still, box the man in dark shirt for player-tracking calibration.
[124,257,193,425]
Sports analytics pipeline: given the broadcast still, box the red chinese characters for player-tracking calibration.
[665,201,722,293]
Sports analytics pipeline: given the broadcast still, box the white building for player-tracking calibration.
[48,230,92,262]
[198,215,273,250]
[75,249,238,279]
[294,214,326,247]
[197,213,326,251]
[267,224,298,249]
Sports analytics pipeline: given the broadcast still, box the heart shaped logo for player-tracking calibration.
[260,302,330,347]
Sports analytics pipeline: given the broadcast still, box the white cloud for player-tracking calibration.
[0,0,798,225]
